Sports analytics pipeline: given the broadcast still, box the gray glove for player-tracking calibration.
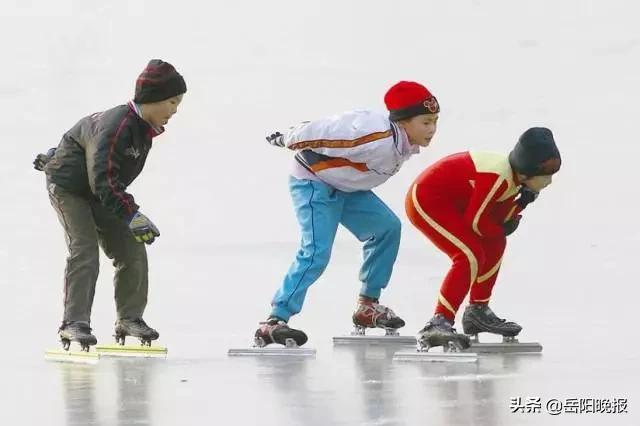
[33,148,57,171]
[128,212,160,244]
[266,132,285,147]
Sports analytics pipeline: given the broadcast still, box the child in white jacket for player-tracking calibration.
[255,81,440,347]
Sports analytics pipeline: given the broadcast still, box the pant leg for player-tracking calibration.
[469,236,506,303]
[48,183,100,323]
[270,177,344,322]
[405,184,487,322]
[92,203,148,320]
[340,190,401,300]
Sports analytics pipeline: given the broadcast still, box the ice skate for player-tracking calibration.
[228,318,315,357]
[113,318,159,346]
[417,314,472,351]
[334,297,414,345]
[253,318,308,347]
[94,318,167,358]
[45,321,100,363]
[58,321,97,352]
[462,304,542,354]
[393,315,476,363]
[462,303,522,337]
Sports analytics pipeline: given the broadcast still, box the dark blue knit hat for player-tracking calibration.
[509,127,561,176]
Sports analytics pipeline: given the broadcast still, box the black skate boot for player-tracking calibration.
[417,314,471,351]
[254,317,308,348]
[462,304,522,338]
[59,321,98,352]
[114,318,159,346]
[352,296,405,335]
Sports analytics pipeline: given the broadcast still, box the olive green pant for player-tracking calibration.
[48,183,148,323]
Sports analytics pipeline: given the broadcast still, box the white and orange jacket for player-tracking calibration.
[283,110,420,192]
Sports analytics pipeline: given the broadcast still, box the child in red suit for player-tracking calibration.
[405,127,561,350]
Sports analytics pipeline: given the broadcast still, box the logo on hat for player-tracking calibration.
[423,97,439,113]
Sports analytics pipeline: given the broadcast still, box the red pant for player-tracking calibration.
[406,183,506,322]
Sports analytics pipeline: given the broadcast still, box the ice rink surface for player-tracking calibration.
[1,1,638,424]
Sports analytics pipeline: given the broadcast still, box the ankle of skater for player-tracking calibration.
[268,305,292,323]
[357,289,381,304]
[434,307,456,324]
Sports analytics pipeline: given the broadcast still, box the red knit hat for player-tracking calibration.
[384,81,439,121]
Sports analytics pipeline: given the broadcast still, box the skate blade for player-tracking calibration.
[470,342,542,354]
[44,348,99,364]
[94,344,167,358]
[393,350,478,363]
[227,347,316,357]
[332,335,416,346]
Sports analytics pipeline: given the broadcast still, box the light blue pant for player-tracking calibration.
[271,177,402,322]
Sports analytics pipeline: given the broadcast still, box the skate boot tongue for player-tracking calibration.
[480,305,507,324]
[353,298,406,329]
[130,318,148,327]
[428,314,459,332]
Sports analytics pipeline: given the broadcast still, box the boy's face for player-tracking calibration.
[522,174,553,192]
[398,114,439,147]
[143,94,184,128]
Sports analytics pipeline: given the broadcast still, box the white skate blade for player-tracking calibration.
[44,348,99,364]
[333,335,416,345]
[95,344,168,358]
[470,341,542,354]
[227,347,316,357]
[393,350,478,363]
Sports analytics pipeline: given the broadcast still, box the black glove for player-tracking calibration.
[128,212,160,244]
[503,215,522,236]
[33,147,57,171]
[266,131,285,147]
[515,186,538,209]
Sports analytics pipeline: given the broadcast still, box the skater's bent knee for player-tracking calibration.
[387,215,402,236]
[311,249,332,271]
[452,247,486,269]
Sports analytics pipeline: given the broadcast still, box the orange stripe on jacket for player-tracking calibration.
[288,130,392,150]
[309,158,369,173]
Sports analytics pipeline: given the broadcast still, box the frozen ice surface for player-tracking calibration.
[1,0,638,424]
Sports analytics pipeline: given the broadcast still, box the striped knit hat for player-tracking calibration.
[134,59,187,104]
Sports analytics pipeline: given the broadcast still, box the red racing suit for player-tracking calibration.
[405,151,524,322]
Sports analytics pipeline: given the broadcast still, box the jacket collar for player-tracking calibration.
[128,101,164,137]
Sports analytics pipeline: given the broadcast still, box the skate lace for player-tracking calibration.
[366,303,397,319]
[258,319,288,342]
[260,318,286,325]
[484,307,506,324]
[427,315,456,333]
[132,318,149,327]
